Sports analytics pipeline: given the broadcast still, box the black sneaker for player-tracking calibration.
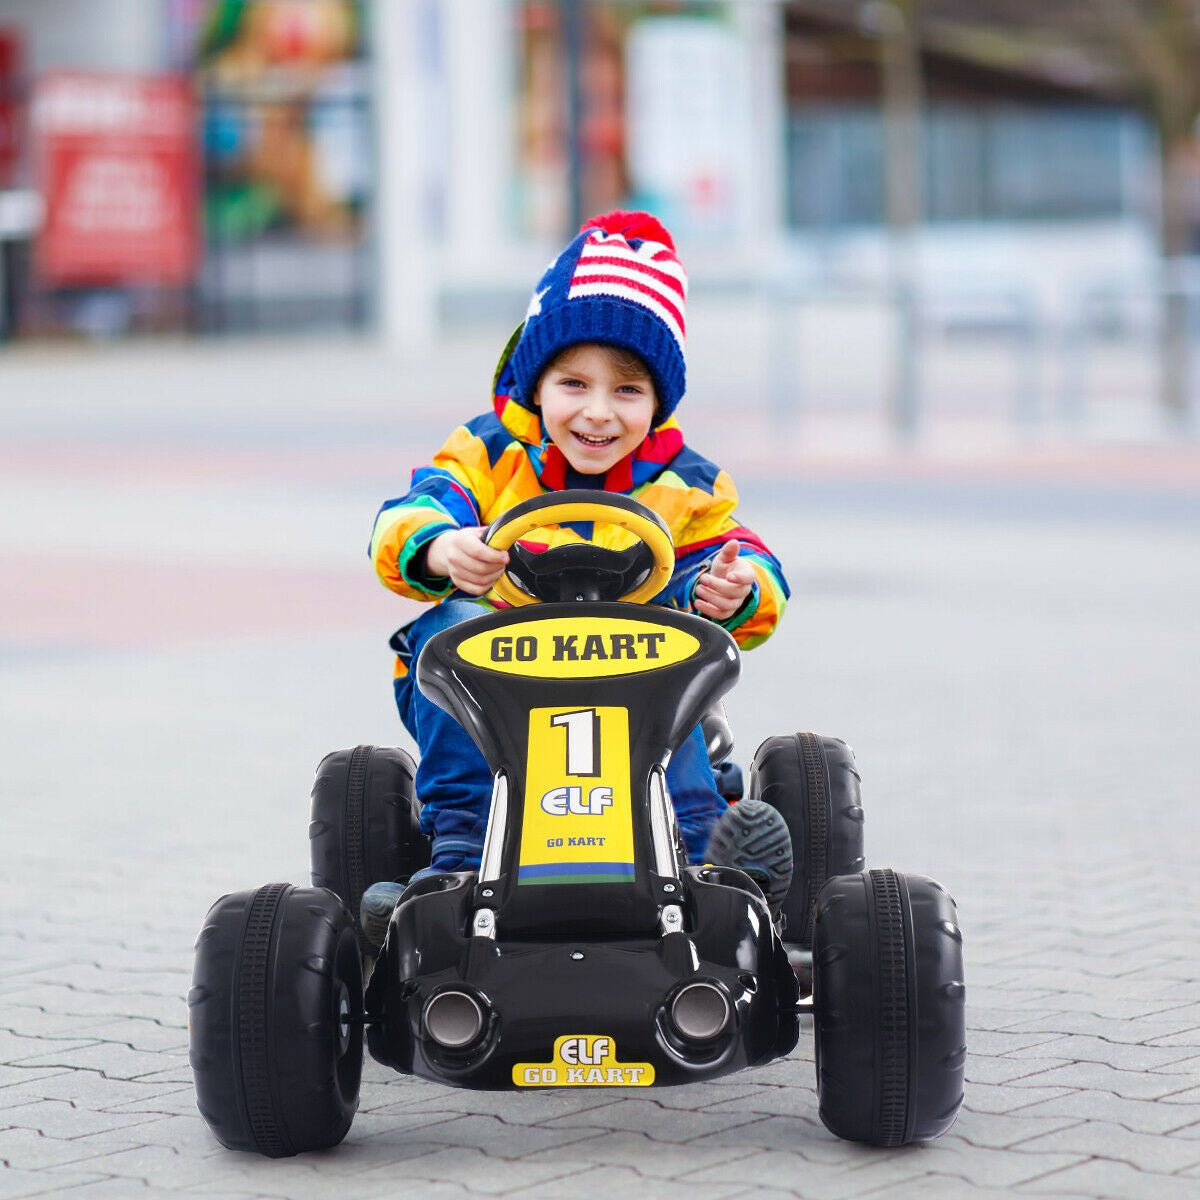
[360,880,407,950]
[360,863,462,950]
[704,799,793,921]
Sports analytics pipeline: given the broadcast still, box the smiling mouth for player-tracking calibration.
[571,431,618,448]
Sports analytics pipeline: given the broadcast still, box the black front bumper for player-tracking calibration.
[365,870,800,1090]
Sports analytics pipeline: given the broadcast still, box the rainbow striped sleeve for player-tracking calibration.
[370,425,496,600]
[667,470,790,649]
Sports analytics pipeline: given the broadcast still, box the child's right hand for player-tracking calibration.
[426,528,510,596]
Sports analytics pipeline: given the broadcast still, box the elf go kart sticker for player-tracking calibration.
[513,1035,655,1087]
[518,706,634,886]
[457,615,699,679]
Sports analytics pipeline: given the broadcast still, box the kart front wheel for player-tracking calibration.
[189,884,363,1157]
[812,868,965,1146]
[309,744,429,955]
[748,732,864,948]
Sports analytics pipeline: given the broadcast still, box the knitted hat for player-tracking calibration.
[510,210,688,423]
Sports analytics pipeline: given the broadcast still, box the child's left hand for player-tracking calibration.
[694,540,755,621]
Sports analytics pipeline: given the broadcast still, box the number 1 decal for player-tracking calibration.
[521,705,633,883]
[551,709,601,777]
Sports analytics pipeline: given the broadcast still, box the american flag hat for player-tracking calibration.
[510,211,688,423]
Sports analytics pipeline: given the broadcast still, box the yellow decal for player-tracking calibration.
[458,616,699,679]
[519,707,634,885]
[513,1036,655,1087]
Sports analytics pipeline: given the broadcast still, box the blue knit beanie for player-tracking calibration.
[510,210,688,423]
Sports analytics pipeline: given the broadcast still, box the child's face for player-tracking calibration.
[533,344,657,475]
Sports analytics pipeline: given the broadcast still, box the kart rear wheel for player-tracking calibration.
[189,884,363,1157]
[748,732,864,948]
[309,745,429,956]
[812,869,966,1146]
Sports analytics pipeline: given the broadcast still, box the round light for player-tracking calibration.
[424,991,484,1049]
[670,982,730,1042]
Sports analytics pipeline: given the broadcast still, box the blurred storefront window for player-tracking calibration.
[788,102,1144,227]
[783,5,1152,230]
[173,0,373,332]
[513,1,748,240]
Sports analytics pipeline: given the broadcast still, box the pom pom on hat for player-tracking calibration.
[510,210,688,425]
[581,210,676,252]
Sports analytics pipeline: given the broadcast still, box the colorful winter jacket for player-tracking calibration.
[370,338,789,663]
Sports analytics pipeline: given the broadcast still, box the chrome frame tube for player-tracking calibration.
[479,773,508,883]
[648,766,679,878]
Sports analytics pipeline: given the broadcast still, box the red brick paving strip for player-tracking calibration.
[2,552,422,649]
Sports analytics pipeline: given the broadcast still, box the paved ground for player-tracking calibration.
[2,337,1200,1198]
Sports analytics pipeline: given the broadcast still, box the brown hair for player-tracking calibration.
[543,343,657,394]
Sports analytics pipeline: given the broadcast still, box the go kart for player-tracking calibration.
[189,492,965,1157]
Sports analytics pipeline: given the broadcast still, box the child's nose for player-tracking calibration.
[582,396,615,421]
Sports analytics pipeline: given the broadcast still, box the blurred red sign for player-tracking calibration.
[0,28,19,187]
[33,71,198,286]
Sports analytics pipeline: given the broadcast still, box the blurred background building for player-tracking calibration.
[0,0,1197,430]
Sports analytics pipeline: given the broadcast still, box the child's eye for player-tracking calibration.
[618,384,645,395]
[558,377,584,389]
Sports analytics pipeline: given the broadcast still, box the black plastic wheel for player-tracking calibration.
[812,869,966,1146]
[189,884,363,1157]
[748,732,864,948]
[309,745,429,955]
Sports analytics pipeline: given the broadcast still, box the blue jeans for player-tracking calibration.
[393,598,725,872]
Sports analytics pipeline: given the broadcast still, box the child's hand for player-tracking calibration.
[426,528,510,596]
[694,540,755,621]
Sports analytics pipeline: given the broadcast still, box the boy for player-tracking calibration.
[364,211,791,945]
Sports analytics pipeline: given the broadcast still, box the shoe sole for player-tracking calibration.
[360,883,405,950]
[706,798,793,915]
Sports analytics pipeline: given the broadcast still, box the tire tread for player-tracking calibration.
[237,883,291,1158]
[343,745,370,952]
[870,868,908,1147]
[798,732,828,946]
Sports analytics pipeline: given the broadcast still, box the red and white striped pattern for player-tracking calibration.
[568,231,687,348]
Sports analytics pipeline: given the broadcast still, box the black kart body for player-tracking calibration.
[365,602,800,1089]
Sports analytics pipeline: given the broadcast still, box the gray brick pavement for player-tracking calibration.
[3,364,1200,1197]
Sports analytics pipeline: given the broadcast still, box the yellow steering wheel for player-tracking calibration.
[483,491,675,607]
